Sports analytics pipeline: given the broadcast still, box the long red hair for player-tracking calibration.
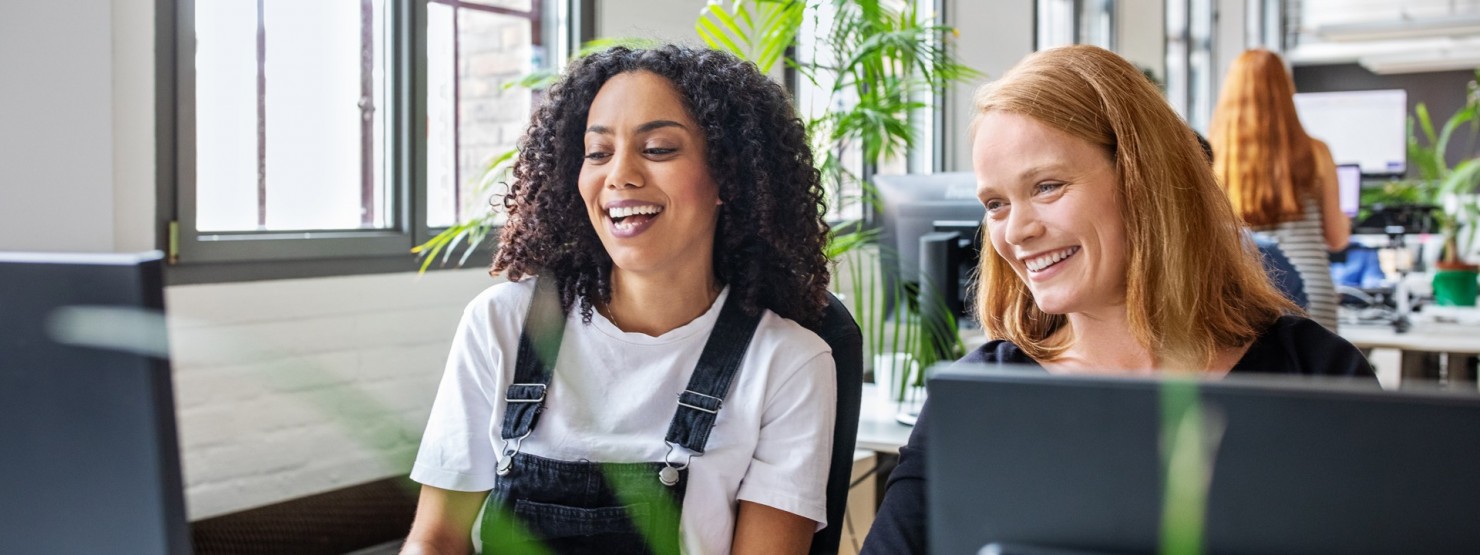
[1209,49,1317,227]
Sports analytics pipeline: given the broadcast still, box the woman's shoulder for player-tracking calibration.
[1260,315,1346,348]
[1237,315,1376,378]
[958,339,1039,366]
[465,278,536,310]
[456,279,541,335]
[752,310,833,364]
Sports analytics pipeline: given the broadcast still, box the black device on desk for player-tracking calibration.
[928,366,1480,555]
[874,172,984,322]
[919,220,982,322]
[0,252,191,554]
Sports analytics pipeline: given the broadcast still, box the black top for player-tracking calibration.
[858,315,1376,555]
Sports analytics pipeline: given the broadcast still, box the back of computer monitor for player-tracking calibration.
[928,367,1480,555]
[872,173,983,317]
[0,252,191,554]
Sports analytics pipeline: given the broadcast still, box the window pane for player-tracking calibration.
[194,0,389,232]
[471,0,534,12]
[797,3,858,221]
[263,0,386,230]
[1037,0,1076,50]
[426,2,457,228]
[427,5,535,228]
[195,0,261,232]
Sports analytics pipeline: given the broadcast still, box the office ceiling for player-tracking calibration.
[1287,0,1480,73]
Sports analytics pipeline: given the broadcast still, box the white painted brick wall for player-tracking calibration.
[166,268,503,520]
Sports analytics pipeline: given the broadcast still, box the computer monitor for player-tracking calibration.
[0,252,191,554]
[1337,163,1361,217]
[928,366,1480,554]
[873,172,985,318]
[1293,89,1407,176]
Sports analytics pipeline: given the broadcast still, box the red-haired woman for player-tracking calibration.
[1210,49,1350,330]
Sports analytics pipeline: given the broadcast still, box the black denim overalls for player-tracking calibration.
[479,278,761,554]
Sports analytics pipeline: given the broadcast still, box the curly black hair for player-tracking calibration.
[490,45,831,326]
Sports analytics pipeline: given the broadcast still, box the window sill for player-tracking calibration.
[165,246,496,286]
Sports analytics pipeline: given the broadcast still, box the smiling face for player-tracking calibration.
[973,110,1128,317]
[578,70,721,279]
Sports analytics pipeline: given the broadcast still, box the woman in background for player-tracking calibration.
[1210,49,1349,330]
[860,45,1372,554]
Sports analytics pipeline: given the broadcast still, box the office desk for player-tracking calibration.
[1339,322,1480,386]
[857,383,915,453]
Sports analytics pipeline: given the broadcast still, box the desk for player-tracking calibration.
[856,383,915,453]
[1339,322,1480,386]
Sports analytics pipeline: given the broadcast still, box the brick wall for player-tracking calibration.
[456,10,534,217]
[166,269,500,519]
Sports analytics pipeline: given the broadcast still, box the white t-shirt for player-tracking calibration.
[411,279,837,554]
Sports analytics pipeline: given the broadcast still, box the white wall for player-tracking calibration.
[168,270,495,518]
[1213,0,1247,107]
[0,1,116,253]
[112,0,157,253]
[944,0,1034,172]
[1119,0,1167,84]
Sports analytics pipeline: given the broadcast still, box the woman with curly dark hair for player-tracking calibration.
[403,45,836,555]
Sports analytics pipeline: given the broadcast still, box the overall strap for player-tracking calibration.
[664,292,762,454]
[500,276,567,440]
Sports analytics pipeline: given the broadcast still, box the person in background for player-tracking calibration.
[1210,48,1349,331]
[1197,132,1311,309]
[860,45,1373,555]
[402,45,837,555]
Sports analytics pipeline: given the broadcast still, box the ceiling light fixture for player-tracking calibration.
[1359,49,1480,75]
[1318,14,1480,42]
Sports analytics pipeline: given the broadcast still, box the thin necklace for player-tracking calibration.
[599,300,620,329]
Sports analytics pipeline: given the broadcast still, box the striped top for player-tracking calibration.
[1254,198,1337,331]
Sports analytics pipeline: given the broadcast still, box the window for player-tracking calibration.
[426,0,545,228]
[1165,0,1214,132]
[167,0,570,279]
[1036,0,1116,51]
[193,0,390,233]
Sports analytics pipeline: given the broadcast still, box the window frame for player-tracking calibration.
[1165,0,1216,133]
[158,0,581,285]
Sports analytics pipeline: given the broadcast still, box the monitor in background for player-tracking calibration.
[1294,89,1407,176]
[0,252,191,554]
[873,172,985,319]
[1337,163,1362,217]
[928,367,1480,555]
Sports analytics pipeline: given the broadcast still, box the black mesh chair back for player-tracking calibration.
[805,292,865,554]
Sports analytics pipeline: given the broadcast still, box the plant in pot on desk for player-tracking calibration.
[1406,81,1480,306]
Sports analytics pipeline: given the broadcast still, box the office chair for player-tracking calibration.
[1252,234,1309,310]
[804,292,865,554]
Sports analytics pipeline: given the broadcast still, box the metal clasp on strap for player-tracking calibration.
[676,389,723,414]
[659,441,698,487]
[496,430,533,476]
[506,383,547,403]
